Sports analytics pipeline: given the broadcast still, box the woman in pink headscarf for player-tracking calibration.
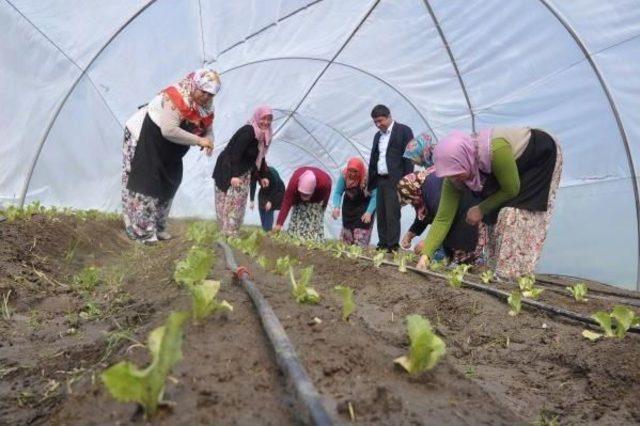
[213,106,273,236]
[416,128,563,280]
[274,167,332,241]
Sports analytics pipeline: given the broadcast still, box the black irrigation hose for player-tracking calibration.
[354,254,640,335]
[217,241,334,426]
[535,281,640,308]
[536,277,640,303]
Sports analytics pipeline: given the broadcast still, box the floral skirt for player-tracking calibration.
[487,143,563,279]
[341,227,372,248]
[215,172,251,237]
[121,128,172,241]
[288,202,325,241]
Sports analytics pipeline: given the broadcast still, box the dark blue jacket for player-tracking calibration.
[367,122,414,190]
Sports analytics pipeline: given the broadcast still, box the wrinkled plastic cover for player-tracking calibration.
[2,0,640,288]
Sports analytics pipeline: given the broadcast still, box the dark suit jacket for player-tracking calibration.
[367,121,414,190]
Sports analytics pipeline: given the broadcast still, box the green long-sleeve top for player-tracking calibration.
[421,138,521,258]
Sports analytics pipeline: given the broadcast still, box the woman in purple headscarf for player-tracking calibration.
[416,128,563,280]
[213,106,273,236]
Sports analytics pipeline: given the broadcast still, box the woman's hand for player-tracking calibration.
[466,206,483,226]
[230,177,242,187]
[265,201,272,211]
[198,137,214,156]
[413,240,425,255]
[400,232,414,249]
[273,224,282,232]
[361,212,372,224]
[331,208,340,220]
[260,178,270,188]
[416,254,430,270]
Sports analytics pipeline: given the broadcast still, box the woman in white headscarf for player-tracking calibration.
[122,69,220,243]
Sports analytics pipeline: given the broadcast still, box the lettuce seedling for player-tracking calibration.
[173,247,215,287]
[372,252,385,268]
[566,283,588,302]
[274,255,296,275]
[190,280,233,322]
[185,221,218,245]
[256,255,269,269]
[583,305,640,340]
[447,264,470,288]
[333,285,355,321]
[288,266,320,304]
[394,314,446,375]
[508,291,522,316]
[480,270,494,284]
[101,311,189,417]
[346,245,363,259]
[517,274,544,299]
[429,260,445,272]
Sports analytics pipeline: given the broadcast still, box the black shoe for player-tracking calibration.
[387,244,400,253]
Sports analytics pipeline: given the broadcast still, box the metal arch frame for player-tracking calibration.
[422,0,475,132]
[289,116,341,168]
[15,0,158,206]
[265,138,337,172]
[219,56,437,139]
[537,0,640,289]
[270,0,381,140]
[271,107,368,161]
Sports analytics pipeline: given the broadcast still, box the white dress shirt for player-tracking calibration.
[376,120,395,175]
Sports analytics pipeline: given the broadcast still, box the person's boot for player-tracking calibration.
[157,230,172,241]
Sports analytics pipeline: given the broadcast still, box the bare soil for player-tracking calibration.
[240,236,640,425]
[0,216,292,425]
[1,217,639,425]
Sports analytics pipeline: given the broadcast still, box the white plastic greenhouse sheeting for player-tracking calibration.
[2,0,640,289]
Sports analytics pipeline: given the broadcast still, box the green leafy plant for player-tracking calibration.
[447,264,470,288]
[566,282,588,302]
[1,290,12,320]
[429,260,445,272]
[345,245,363,259]
[393,252,409,273]
[185,221,218,245]
[480,270,494,284]
[508,291,522,316]
[189,280,233,322]
[256,255,269,269]
[372,252,385,268]
[582,305,640,341]
[333,285,355,321]
[173,247,214,287]
[288,266,320,304]
[101,311,189,417]
[394,314,446,375]
[79,301,102,320]
[517,274,544,299]
[72,266,101,292]
[273,255,297,275]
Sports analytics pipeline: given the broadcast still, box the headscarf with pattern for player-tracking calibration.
[403,132,436,167]
[249,106,273,167]
[433,129,492,192]
[343,157,367,190]
[161,68,221,136]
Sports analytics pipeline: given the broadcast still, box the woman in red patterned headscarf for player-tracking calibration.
[122,68,220,243]
[330,157,377,247]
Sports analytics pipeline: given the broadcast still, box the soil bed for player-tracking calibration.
[0,216,292,425]
[239,235,640,425]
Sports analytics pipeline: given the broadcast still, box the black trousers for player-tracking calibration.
[375,176,401,250]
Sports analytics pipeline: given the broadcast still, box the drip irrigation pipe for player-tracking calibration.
[534,282,640,308]
[217,241,334,426]
[536,278,640,303]
[350,253,640,335]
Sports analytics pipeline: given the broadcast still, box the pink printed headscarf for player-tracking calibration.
[249,105,273,167]
[433,129,493,192]
[298,170,317,195]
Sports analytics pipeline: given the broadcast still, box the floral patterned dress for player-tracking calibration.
[214,171,251,237]
[288,201,325,241]
[487,144,563,278]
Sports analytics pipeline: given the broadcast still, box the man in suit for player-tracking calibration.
[367,104,414,252]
